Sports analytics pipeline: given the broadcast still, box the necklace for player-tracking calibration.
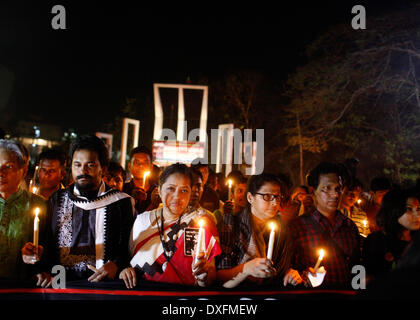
[155,208,183,271]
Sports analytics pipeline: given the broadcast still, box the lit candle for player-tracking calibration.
[357,199,362,205]
[32,186,38,195]
[142,171,150,189]
[195,219,205,260]
[266,222,276,260]
[363,219,368,235]
[314,249,325,272]
[228,179,233,201]
[33,207,40,257]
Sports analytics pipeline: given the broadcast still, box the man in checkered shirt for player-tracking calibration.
[288,162,361,288]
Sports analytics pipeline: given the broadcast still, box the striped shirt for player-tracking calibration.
[288,210,361,287]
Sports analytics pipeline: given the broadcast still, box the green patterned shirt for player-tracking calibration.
[0,189,46,279]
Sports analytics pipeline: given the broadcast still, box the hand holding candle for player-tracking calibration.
[33,207,40,260]
[266,222,276,260]
[313,249,325,273]
[228,179,233,201]
[142,171,150,189]
[195,219,205,261]
[363,219,368,236]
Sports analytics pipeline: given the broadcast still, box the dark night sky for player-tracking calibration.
[0,1,415,135]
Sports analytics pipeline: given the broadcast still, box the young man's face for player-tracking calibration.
[314,173,342,216]
[38,159,63,190]
[128,153,152,180]
[189,175,204,208]
[0,149,27,198]
[103,171,124,191]
[341,186,362,208]
[71,149,103,191]
[234,183,247,208]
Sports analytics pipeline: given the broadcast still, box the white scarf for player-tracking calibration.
[57,182,130,271]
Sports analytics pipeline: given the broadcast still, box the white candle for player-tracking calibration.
[195,219,205,260]
[363,219,368,235]
[266,222,276,260]
[228,179,233,201]
[142,171,150,189]
[314,249,325,272]
[33,208,40,256]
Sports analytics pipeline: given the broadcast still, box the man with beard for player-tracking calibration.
[288,162,361,288]
[36,135,134,287]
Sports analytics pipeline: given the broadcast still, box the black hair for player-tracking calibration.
[346,178,364,191]
[190,167,203,183]
[129,145,153,162]
[376,187,419,238]
[190,157,208,169]
[226,170,245,183]
[38,148,67,167]
[70,134,109,168]
[307,162,344,190]
[246,173,287,207]
[159,163,194,188]
[370,177,392,192]
[106,161,127,182]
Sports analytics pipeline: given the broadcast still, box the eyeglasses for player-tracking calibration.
[255,193,283,202]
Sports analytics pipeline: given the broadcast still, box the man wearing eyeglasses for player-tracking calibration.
[288,162,361,288]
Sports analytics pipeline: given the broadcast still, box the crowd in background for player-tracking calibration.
[1,135,420,294]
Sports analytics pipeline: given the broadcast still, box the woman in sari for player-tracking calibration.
[216,173,303,288]
[120,163,221,288]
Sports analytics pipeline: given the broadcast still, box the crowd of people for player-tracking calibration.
[1,135,419,293]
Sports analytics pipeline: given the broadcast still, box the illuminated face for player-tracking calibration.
[0,149,27,198]
[71,149,103,191]
[189,175,203,208]
[103,171,124,191]
[398,197,420,231]
[234,183,247,208]
[314,173,342,215]
[38,159,63,190]
[128,153,152,180]
[341,186,362,208]
[247,182,281,221]
[159,173,191,217]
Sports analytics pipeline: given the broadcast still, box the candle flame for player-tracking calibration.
[228,179,232,188]
[318,249,325,260]
[198,219,204,228]
[34,207,40,217]
[357,199,362,204]
[144,171,150,178]
[363,219,368,228]
[269,222,276,231]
